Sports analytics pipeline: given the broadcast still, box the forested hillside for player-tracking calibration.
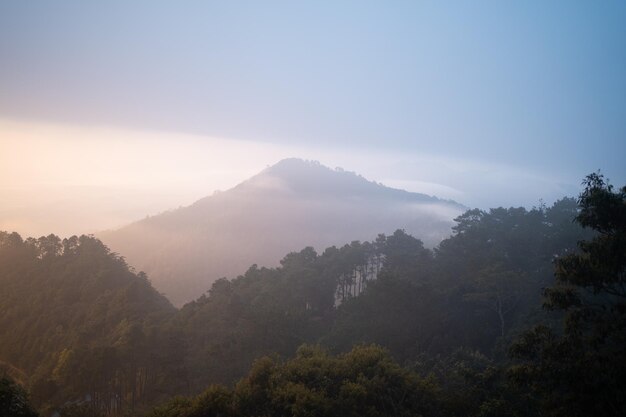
[2,174,624,417]
[172,197,589,393]
[3,1,624,416]
[0,234,180,415]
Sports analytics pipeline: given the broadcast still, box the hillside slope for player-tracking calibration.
[0,232,178,412]
[100,159,466,305]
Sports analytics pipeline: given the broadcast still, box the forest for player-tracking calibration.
[1,173,624,417]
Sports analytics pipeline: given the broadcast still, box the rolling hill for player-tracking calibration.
[99,158,466,305]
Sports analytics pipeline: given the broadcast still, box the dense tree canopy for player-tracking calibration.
[0,377,39,417]
[0,186,608,417]
[0,234,179,415]
[510,174,626,417]
[148,344,442,417]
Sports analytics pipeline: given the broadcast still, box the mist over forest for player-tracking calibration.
[2,169,625,417]
[2,2,626,417]
[99,159,466,306]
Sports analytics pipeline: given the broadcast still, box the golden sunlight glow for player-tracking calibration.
[0,119,297,236]
[1,118,548,238]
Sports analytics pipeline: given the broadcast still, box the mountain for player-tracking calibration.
[99,158,466,306]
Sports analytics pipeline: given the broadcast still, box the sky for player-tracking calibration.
[1,1,625,237]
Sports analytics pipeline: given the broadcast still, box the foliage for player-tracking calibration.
[0,377,39,417]
[0,190,595,416]
[149,344,442,417]
[0,234,180,414]
[510,173,626,417]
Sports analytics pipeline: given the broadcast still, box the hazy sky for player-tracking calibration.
[1,1,625,237]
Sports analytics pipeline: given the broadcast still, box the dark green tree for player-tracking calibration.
[510,173,626,417]
[0,377,39,417]
[148,344,442,417]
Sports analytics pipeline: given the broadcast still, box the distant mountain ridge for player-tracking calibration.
[99,158,467,305]
[235,158,459,202]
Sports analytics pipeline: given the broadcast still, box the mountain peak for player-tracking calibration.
[239,158,384,198]
[263,158,352,178]
[244,158,462,207]
[265,157,321,171]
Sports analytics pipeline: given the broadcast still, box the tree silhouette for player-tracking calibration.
[510,173,626,417]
